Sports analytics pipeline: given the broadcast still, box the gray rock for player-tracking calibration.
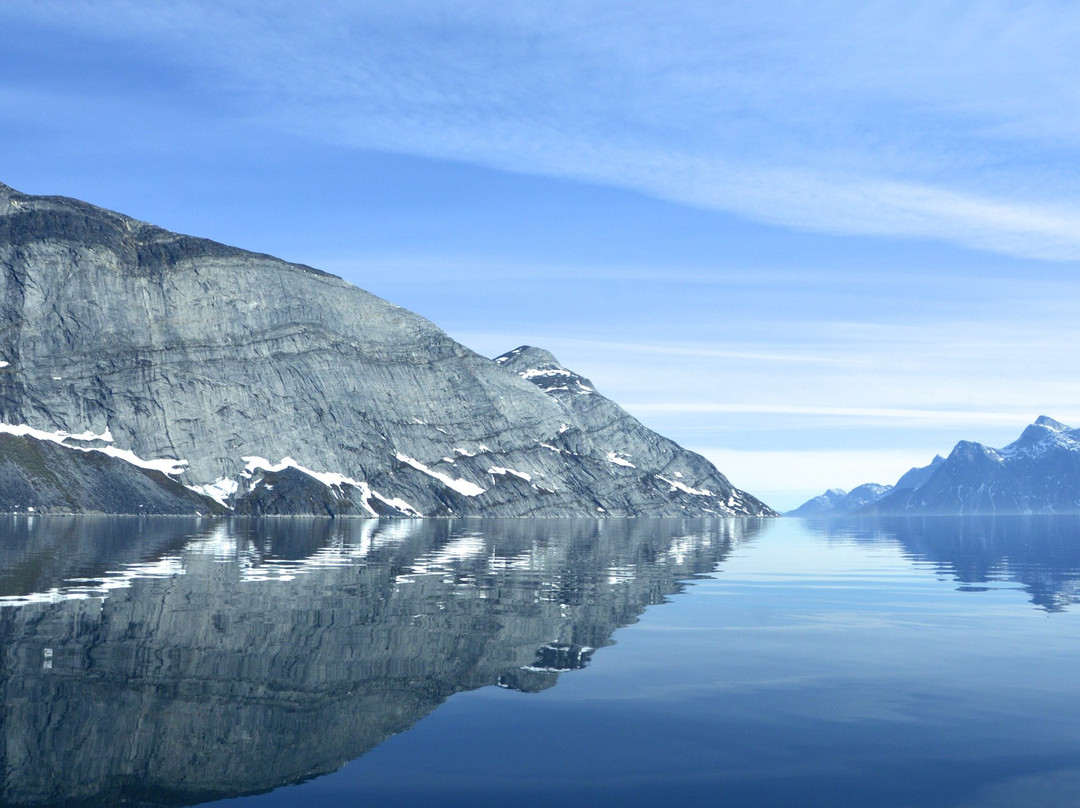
[0,432,224,515]
[0,182,774,517]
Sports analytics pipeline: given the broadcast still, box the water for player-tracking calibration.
[3,515,1080,807]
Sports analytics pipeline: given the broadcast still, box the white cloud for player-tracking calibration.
[8,1,1080,259]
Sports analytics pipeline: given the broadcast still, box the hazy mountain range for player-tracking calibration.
[789,416,1080,516]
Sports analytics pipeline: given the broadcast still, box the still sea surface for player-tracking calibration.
[3,515,1080,807]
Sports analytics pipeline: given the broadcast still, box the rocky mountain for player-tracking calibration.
[0,181,774,517]
[791,417,1080,516]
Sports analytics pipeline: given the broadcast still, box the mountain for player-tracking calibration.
[892,454,945,492]
[784,483,893,516]
[868,416,1080,515]
[791,417,1080,517]
[785,488,848,516]
[0,181,774,517]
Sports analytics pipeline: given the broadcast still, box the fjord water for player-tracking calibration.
[4,517,1080,806]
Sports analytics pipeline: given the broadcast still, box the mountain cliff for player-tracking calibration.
[0,182,773,517]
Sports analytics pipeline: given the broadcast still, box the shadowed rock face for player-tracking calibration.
[0,182,773,517]
[0,516,763,806]
[0,433,224,515]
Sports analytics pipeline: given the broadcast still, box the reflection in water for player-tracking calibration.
[0,517,762,807]
[802,515,1080,611]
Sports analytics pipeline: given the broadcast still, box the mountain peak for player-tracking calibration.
[494,346,562,369]
[1034,415,1069,432]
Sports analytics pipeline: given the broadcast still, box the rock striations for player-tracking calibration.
[0,182,774,517]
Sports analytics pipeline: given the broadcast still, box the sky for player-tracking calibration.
[3,1,1080,510]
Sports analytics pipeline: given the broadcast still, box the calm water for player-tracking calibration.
[4,515,1080,807]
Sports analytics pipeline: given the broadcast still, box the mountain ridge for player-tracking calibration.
[788,417,1080,516]
[0,182,774,517]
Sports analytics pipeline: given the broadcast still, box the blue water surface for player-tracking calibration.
[4,515,1080,807]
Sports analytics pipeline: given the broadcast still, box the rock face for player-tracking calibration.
[0,517,763,806]
[0,182,774,517]
[792,417,1080,517]
[0,431,224,515]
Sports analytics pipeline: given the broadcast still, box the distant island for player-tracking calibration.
[0,181,774,518]
[788,416,1080,516]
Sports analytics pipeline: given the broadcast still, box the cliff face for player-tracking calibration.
[0,517,763,806]
[0,182,773,517]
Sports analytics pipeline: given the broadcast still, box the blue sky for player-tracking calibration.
[4,1,1080,509]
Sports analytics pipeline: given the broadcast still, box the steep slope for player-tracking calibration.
[0,429,223,515]
[892,455,945,491]
[0,182,773,517]
[492,346,775,517]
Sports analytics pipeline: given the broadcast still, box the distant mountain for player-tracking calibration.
[785,488,848,516]
[869,416,1080,515]
[892,454,946,492]
[785,483,892,516]
[0,181,774,517]
[790,417,1080,517]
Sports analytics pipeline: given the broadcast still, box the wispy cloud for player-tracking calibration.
[7,1,1080,259]
[625,404,1050,427]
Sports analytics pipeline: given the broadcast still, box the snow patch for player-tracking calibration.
[606,452,636,468]
[242,456,420,516]
[521,368,573,380]
[188,477,240,507]
[656,475,713,497]
[488,466,533,482]
[396,453,486,496]
[0,361,8,368]
[0,422,185,475]
[452,447,476,457]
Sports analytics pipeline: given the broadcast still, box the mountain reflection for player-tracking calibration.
[0,517,762,807]
[804,515,1080,612]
